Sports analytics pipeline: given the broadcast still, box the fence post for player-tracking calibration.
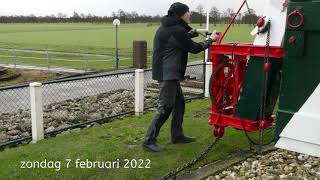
[30,82,44,143]
[12,49,17,68]
[46,50,50,69]
[205,62,212,98]
[84,56,88,72]
[135,69,144,115]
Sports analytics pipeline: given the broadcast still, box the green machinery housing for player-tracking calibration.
[276,0,320,138]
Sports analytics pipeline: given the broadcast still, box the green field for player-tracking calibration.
[0,23,254,71]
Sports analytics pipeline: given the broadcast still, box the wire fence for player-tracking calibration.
[0,63,205,148]
[0,47,204,72]
[0,47,154,72]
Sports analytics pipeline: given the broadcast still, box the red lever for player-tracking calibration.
[287,9,304,29]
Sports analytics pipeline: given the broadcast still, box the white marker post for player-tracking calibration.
[30,82,44,143]
[135,69,144,115]
[113,19,121,69]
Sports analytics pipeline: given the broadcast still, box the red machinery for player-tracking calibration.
[208,1,284,138]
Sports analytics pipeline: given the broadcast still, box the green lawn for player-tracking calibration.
[0,99,274,179]
[0,23,254,71]
[0,23,157,54]
[0,23,254,53]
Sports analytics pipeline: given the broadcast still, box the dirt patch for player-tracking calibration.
[0,68,74,87]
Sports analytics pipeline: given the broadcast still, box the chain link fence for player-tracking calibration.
[0,85,31,145]
[144,62,205,109]
[41,71,137,134]
[0,63,205,148]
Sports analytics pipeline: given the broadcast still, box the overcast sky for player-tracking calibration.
[0,0,265,17]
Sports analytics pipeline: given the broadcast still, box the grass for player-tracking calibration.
[0,98,274,179]
[0,23,255,71]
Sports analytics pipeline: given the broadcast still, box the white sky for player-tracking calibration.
[0,0,264,17]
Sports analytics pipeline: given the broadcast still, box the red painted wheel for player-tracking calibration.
[209,62,235,111]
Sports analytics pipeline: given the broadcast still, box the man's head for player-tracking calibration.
[168,2,192,24]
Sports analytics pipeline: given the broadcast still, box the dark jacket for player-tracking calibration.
[152,15,213,81]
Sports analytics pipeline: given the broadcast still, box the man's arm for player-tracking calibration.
[172,30,215,54]
[188,29,199,38]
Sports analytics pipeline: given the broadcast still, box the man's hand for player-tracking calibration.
[210,30,219,42]
[195,29,208,37]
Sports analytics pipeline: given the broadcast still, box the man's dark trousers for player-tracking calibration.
[144,80,185,144]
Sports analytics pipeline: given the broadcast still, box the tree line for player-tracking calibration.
[0,5,259,24]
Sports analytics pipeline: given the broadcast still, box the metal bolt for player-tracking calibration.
[289,36,296,44]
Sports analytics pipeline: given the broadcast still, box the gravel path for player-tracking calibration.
[207,149,320,180]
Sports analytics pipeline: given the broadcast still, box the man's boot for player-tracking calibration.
[142,142,164,152]
[172,135,196,144]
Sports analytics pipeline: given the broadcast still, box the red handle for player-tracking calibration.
[287,9,304,29]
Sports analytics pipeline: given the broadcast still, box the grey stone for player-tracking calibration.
[0,133,9,143]
[279,174,287,179]
[284,166,291,174]
[10,135,20,140]
[7,125,18,131]
[20,111,31,118]
[58,123,69,130]
[242,161,250,170]
[45,126,55,133]
[303,163,312,168]
[298,154,309,161]
[7,129,20,136]
[19,121,31,132]
[50,110,69,120]
[21,132,30,137]
[206,176,215,180]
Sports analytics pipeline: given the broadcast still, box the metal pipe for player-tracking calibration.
[217,0,247,44]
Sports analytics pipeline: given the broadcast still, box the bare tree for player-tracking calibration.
[130,11,139,23]
[237,12,242,26]
[0,10,167,24]
[111,12,117,18]
[72,12,81,22]
[209,6,220,26]
[196,4,205,26]
[117,9,126,23]
[57,13,67,18]
[226,8,235,21]
[242,8,258,26]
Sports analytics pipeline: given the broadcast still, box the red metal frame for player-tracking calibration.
[209,112,274,132]
[211,43,284,58]
[207,0,284,138]
[208,43,283,137]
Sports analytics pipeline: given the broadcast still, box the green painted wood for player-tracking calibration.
[287,1,320,31]
[284,31,305,56]
[276,0,320,138]
[235,57,281,121]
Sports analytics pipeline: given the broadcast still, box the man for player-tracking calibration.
[143,2,218,152]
